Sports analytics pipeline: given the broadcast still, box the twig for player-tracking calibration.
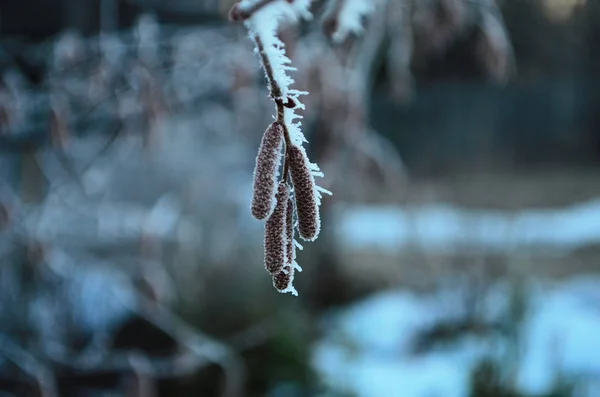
[224,319,275,351]
[135,300,246,397]
[79,120,124,175]
[350,0,389,100]
[45,293,246,397]
[0,336,58,397]
[127,353,158,397]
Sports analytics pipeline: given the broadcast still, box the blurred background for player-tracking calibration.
[1,0,600,396]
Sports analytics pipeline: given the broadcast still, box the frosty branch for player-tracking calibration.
[229,0,331,296]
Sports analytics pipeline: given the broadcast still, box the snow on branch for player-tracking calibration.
[322,0,377,43]
[229,0,331,296]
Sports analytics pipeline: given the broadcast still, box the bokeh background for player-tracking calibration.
[1,0,600,396]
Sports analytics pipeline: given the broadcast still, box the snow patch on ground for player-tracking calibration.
[334,199,600,253]
[313,277,600,397]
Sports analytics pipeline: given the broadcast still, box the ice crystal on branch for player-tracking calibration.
[229,0,331,296]
[244,0,311,103]
[322,0,376,43]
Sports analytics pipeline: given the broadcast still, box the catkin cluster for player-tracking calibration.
[251,122,322,296]
[229,0,330,296]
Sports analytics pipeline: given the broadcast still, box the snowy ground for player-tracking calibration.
[313,199,600,396]
[333,199,600,254]
[312,276,600,397]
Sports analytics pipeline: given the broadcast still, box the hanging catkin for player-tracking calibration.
[264,182,289,274]
[285,194,295,265]
[273,268,292,292]
[288,145,320,241]
[251,122,284,220]
[229,0,332,296]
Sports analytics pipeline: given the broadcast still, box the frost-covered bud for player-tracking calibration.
[285,195,295,264]
[264,182,289,274]
[288,145,320,241]
[252,122,284,220]
[284,97,296,109]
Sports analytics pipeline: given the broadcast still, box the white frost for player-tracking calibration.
[241,0,332,295]
[243,0,311,99]
[329,0,377,43]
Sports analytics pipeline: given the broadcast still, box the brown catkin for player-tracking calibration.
[264,182,289,274]
[251,122,284,220]
[288,145,320,241]
[273,189,297,294]
[285,195,295,265]
[273,267,292,292]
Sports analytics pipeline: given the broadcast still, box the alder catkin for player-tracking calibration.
[285,195,295,265]
[273,268,292,292]
[251,122,284,220]
[264,182,289,274]
[288,145,320,241]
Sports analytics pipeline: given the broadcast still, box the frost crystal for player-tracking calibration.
[244,0,310,100]
[324,0,376,43]
[234,0,332,296]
